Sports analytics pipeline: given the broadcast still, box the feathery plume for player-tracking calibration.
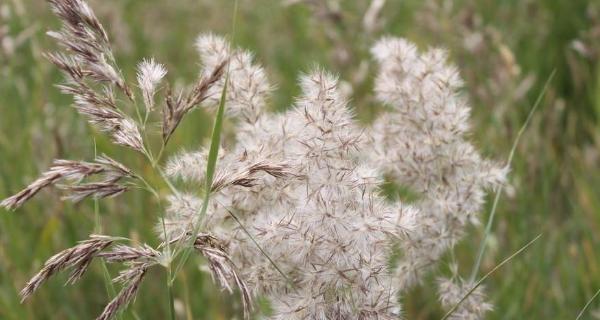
[158,193,203,242]
[165,149,211,183]
[136,58,167,112]
[368,37,507,290]
[195,34,272,124]
[171,66,418,319]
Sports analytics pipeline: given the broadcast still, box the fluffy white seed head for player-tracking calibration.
[195,33,272,124]
[369,37,506,291]
[161,35,503,319]
[166,64,417,318]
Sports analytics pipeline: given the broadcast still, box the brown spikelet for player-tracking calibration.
[162,58,228,143]
[60,182,128,203]
[57,77,144,152]
[194,234,252,318]
[1,156,133,210]
[98,244,160,263]
[45,0,145,152]
[1,172,62,211]
[20,235,115,302]
[47,0,132,98]
[96,265,148,320]
[211,160,293,193]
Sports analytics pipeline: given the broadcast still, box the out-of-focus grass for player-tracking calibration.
[0,0,599,319]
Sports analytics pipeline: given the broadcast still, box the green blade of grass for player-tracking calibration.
[443,234,542,320]
[172,0,238,280]
[171,69,229,280]
[576,288,600,320]
[470,70,556,282]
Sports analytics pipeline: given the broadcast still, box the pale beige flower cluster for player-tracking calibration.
[166,35,505,319]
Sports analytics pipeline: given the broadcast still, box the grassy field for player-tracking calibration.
[1,0,599,319]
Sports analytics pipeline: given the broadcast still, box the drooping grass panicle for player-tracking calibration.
[45,0,145,152]
[1,155,133,210]
[47,0,131,98]
[96,264,149,320]
[96,243,161,320]
[47,54,145,152]
[19,235,116,302]
[194,233,252,318]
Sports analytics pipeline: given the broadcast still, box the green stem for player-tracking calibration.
[444,234,541,320]
[470,70,555,282]
[576,288,600,320]
[171,0,239,281]
[167,267,176,320]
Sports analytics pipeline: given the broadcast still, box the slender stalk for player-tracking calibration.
[171,74,229,280]
[223,206,292,286]
[167,267,176,320]
[576,288,600,320]
[444,234,542,320]
[470,70,556,282]
[91,140,119,315]
[153,143,166,167]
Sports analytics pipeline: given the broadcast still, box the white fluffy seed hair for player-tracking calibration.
[367,37,507,291]
[165,35,503,319]
[195,34,272,125]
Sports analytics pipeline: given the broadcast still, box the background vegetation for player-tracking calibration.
[1,0,599,319]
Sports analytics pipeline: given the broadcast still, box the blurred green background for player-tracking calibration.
[1,0,599,319]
